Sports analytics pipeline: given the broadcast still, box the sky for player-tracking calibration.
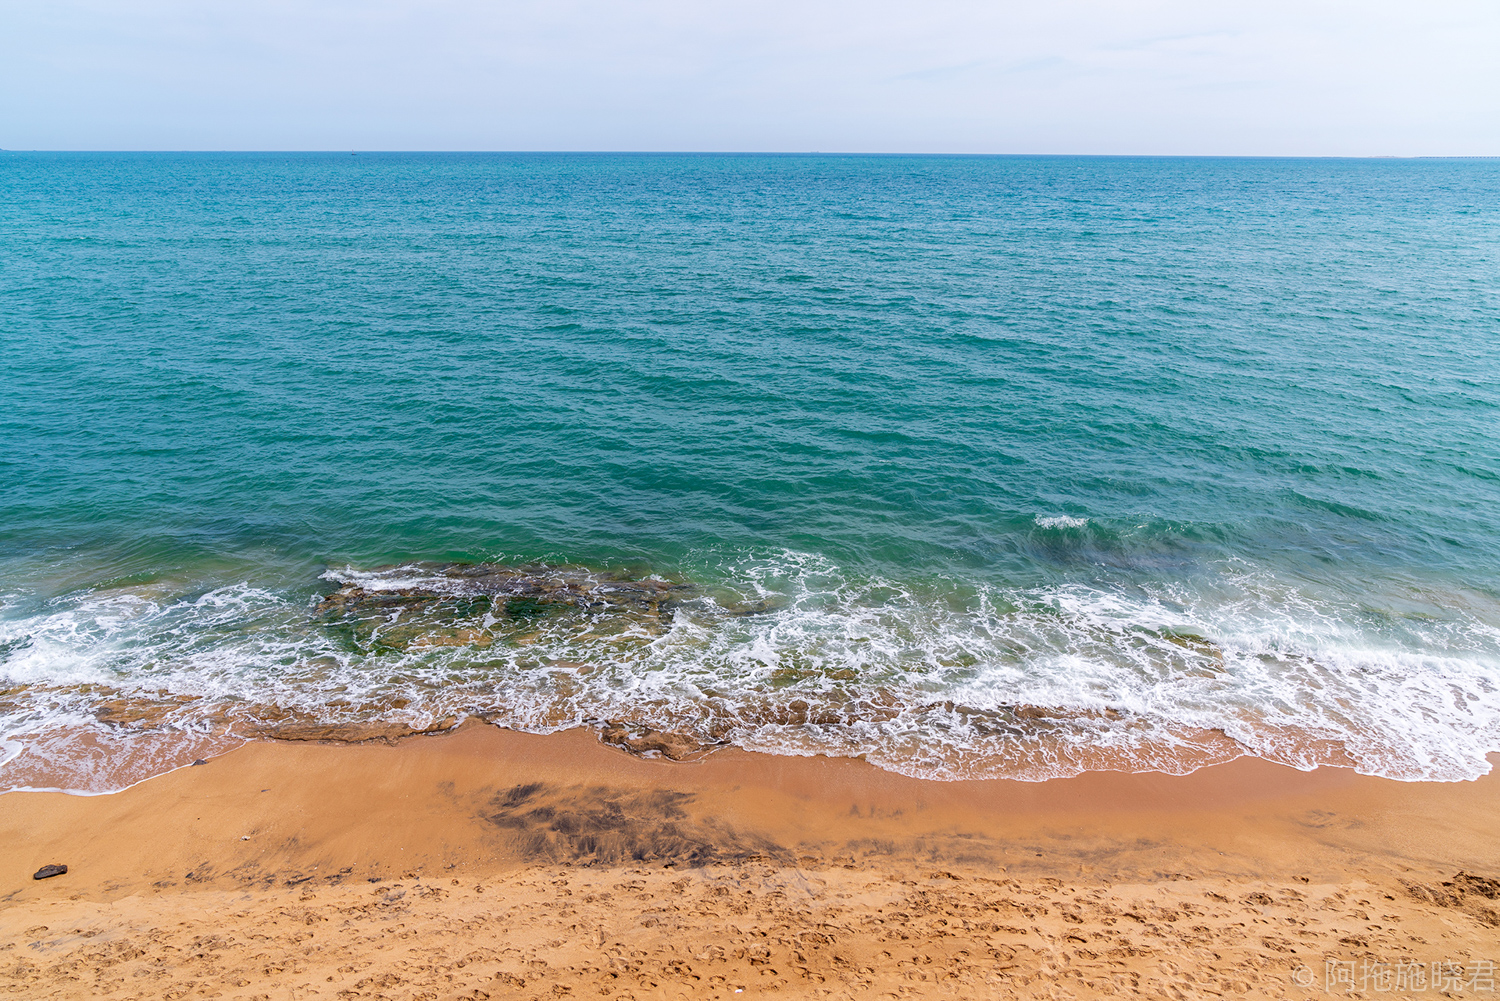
[2,0,1498,154]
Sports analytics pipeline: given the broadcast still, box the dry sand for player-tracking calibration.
[2,721,1498,999]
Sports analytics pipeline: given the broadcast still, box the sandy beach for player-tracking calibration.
[1,723,1497,999]
[8,143,1500,1001]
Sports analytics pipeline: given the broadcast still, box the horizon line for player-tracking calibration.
[4,150,1499,160]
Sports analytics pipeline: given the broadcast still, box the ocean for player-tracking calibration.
[2,152,1498,793]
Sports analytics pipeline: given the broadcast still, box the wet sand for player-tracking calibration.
[2,722,1498,999]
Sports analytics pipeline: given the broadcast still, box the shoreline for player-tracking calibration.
[3,723,1499,998]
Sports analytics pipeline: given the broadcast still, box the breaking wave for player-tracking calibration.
[2,552,1498,793]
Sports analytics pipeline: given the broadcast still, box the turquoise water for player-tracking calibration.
[3,153,1499,790]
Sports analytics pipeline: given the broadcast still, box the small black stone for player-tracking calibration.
[33,864,67,880]
[191,759,208,766]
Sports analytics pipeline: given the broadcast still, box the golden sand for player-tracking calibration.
[2,722,1497,999]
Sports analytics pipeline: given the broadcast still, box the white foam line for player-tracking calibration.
[2,552,1498,788]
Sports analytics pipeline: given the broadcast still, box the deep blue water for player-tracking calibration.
[2,153,1498,790]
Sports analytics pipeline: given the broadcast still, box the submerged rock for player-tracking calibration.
[588,694,1147,767]
[94,693,204,728]
[246,713,465,745]
[317,563,703,652]
[319,563,696,613]
[597,721,721,761]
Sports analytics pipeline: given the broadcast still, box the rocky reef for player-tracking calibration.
[316,563,705,652]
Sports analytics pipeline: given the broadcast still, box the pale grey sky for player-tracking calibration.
[2,0,1497,153]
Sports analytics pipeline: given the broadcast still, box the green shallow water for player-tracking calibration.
[1,153,1498,790]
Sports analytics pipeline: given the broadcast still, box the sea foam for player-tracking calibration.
[2,553,1497,793]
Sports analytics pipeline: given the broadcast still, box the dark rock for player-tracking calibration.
[314,563,707,652]
[597,721,719,761]
[253,716,463,744]
[93,693,203,728]
[33,864,67,880]
[192,759,208,766]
